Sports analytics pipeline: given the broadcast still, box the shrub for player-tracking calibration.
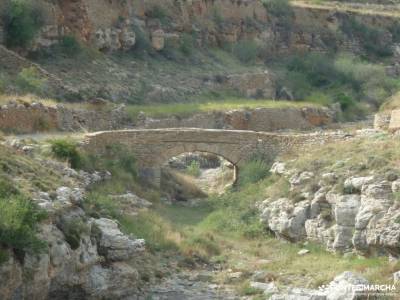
[3,0,45,48]
[147,4,167,20]
[340,16,392,58]
[0,176,19,198]
[239,159,270,186]
[212,8,224,28]
[233,40,260,64]
[50,139,82,169]
[15,67,47,94]
[186,161,201,177]
[62,218,89,250]
[180,33,194,56]
[84,193,120,219]
[0,74,9,94]
[59,35,82,56]
[262,0,294,31]
[132,26,152,55]
[0,195,47,255]
[82,144,137,179]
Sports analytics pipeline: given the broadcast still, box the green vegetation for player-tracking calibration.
[341,16,392,58]
[58,35,82,57]
[146,4,169,25]
[186,161,201,177]
[83,144,137,179]
[126,99,320,119]
[50,139,82,169]
[3,0,45,48]
[262,0,294,32]
[0,194,47,256]
[179,33,195,57]
[62,218,89,250]
[274,52,400,119]
[233,40,260,64]
[16,67,47,94]
[239,159,270,187]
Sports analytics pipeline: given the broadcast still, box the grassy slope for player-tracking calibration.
[126,99,320,119]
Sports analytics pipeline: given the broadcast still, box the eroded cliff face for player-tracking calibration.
[1,0,400,56]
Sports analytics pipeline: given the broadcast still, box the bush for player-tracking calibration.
[15,67,47,94]
[239,159,270,187]
[180,33,194,56]
[262,0,294,31]
[82,144,137,179]
[50,139,82,169]
[62,218,89,250]
[3,0,45,48]
[132,26,152,55]
[0,195,47,255]
[0,176,20,198]
[59,35,82,56]
[233,40,260,64]
[186,161,201,177]
[340,16,392,58]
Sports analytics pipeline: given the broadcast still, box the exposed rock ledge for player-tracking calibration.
[260,161,400,257]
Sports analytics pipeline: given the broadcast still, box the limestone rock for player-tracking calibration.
[324,271,369,300]
[56,186,85,205]
[261,198,309,241]
[92,218,145,261]
[250,281,278,294]
[344,176,374,192]
[270,162,287,176]
[83,262,139,300]
[152,29,165,50]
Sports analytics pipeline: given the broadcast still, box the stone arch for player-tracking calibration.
[160,149,240,185]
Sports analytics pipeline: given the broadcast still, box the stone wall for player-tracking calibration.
[0,99,335,134]
[0,102,58,133]
[0,101,131,134]
[374,109,400,132]
[139,106,336,131]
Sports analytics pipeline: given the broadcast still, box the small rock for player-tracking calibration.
[394,271,400,283]
[251,270,268,282]
[226,271,244,283]
[298,249,310,256]
[250,281,278,294]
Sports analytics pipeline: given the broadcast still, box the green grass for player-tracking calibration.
[126,99,320,119]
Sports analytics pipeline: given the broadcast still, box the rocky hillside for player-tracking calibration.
[0,0,400,121]
[0,138,152,299]
[260,130,400,257]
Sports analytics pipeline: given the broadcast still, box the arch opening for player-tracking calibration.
[160,151,237,203]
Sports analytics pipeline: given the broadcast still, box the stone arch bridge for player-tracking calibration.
[82,129,343,185]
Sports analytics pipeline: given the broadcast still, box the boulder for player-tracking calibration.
[344,176,374,193]
[270,162,287,176]
[262,199,310,241]
[324,271,369,300]
[250,281,278,294]
[56,186,85,205]
[92,218,145,261]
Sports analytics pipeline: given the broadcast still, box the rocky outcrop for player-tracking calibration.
[260,161,400,256]
[0,155,146,300]
[267,271,373,300]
